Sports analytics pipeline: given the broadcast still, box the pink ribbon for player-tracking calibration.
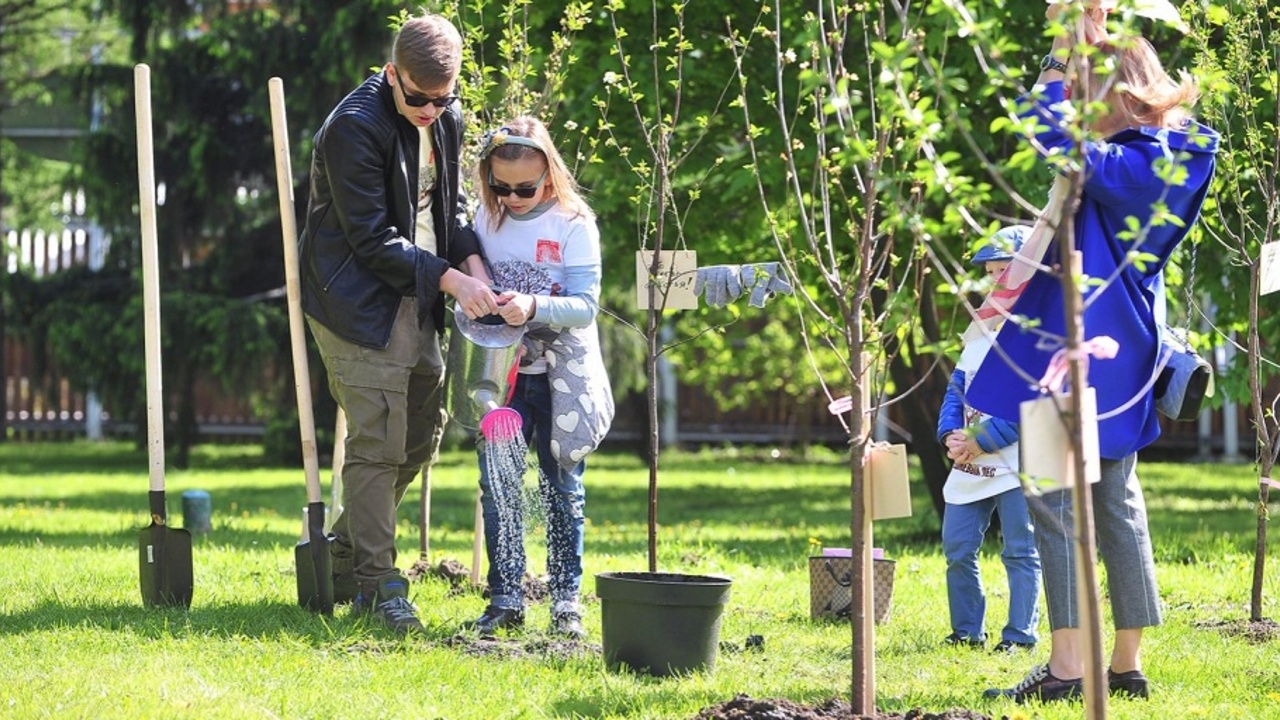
[1037,336,1120,393]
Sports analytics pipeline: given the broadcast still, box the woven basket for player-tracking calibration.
[808,556,896,625]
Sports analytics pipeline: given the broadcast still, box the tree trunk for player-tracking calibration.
[0,285,7,443]
[173,362,196,469]
[1248,259,1271,621]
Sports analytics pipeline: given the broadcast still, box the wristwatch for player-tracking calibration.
[1040,54,1069,73]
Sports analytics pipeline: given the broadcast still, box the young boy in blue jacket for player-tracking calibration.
[937,225,1041,653]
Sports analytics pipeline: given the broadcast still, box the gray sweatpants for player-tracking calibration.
[1027,454,1162,631]
[308,297,446,586]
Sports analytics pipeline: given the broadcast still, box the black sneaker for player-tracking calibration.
[467,605,525,637]
[551,611,586,639]
[353,575,423,634]
[983,664,1082,703]
[943,632,986,648]
[1108,667,1150,698]
[992,639,1036,653]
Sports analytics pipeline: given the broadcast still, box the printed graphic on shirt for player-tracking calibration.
[418,145,437,209]
[493,260,555,296]
[536,239,562,264]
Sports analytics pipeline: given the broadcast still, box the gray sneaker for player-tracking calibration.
[354,575,423,634]
[551,611,586,639]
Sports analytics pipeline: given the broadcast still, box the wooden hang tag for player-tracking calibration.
[1019,388,1100,491]
[867,443,912,520]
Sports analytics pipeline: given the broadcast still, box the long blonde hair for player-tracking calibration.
[1090,37,1200,130]
[476,116,592,232]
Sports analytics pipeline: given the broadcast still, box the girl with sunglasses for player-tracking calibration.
[464,116,613,639]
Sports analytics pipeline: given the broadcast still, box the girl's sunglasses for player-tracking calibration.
[488,168,547,199]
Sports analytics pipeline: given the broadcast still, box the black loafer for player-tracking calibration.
[467,605,525,636]
[1108,667,1150,698]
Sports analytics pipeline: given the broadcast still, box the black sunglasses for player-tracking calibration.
[488,168,547,199]
[393,66,458,108]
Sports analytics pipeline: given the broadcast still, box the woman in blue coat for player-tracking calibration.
[970,10,1219,703]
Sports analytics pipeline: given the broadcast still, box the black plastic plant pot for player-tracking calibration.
[595,571,733,677]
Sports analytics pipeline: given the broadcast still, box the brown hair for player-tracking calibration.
[476,116,592,231]
[392,14,462,88]
[1090,37,1200,130]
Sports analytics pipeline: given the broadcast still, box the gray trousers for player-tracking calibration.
[308,298,446,586]
[1028,454,1162,631]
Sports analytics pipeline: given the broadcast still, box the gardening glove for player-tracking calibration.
[740,262,794,308]
[693,265,742,307]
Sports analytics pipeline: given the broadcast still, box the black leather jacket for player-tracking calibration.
[299,71,479,348]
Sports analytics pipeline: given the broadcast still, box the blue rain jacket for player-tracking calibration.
[967,81,1219,459]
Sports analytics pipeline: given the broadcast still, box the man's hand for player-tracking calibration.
[441,268,499,319]
[495,290,536,325]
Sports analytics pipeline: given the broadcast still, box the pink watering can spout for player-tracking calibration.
[480,406,522,443]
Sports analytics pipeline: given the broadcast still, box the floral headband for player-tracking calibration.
[478,127,545,160]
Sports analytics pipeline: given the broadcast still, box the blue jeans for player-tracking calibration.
[942,487,1041,644]
[478,373,586,612]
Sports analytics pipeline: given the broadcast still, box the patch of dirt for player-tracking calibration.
[693,695,994,720]
[522,574,551,602]
[1196,617,1280,643]
[407,557,552,602]
[407,557,483,597]
[719,634,766,654]
[442,633,598,661]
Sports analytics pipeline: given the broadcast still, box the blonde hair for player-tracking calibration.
[476,116,592,232]
[1091,37,1200,130]
[392,14,462,88]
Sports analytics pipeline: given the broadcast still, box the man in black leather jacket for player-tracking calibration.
[299,13,497,633]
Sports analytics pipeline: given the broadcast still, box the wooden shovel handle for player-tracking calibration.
[268,77,323,505]
[134,64,166,494]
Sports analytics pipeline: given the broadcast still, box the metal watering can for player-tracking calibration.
[447,307,525,441]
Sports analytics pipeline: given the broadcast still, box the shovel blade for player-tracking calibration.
[139,524,193,608]
[296,502,334,614]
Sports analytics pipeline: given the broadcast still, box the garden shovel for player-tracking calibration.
[134,63,193,608]
[269,77,333,615]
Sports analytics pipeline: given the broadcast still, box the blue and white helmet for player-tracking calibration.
[971,224,1032,265]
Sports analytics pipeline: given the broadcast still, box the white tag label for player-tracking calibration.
[636,250,698,310]
[867,443,912,520]
[146,545,155,564]
[1020,388,1101,490]
[1261,243,1279,296]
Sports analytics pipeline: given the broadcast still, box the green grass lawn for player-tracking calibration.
[2,441,1278,719]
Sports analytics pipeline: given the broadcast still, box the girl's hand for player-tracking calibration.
[496,290,536,325]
